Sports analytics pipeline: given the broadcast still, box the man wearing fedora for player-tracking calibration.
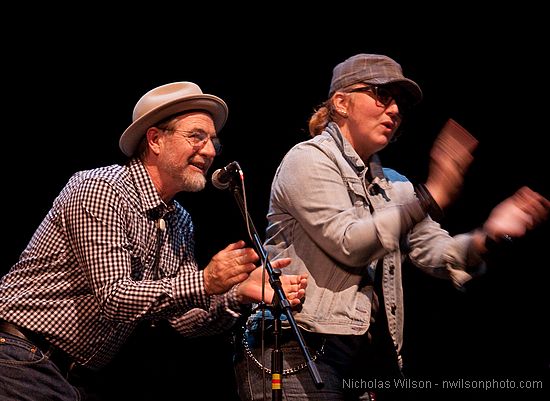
[0,81,307,400]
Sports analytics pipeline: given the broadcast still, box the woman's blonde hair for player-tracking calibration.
[308,99,338,137]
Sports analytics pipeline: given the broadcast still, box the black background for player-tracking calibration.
[3,6,549,400]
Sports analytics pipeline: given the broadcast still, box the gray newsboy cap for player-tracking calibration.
[329,53,422,104]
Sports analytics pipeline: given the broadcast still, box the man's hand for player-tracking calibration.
[203,240,259,295]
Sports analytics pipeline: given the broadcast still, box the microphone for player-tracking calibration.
[211,161,242,190]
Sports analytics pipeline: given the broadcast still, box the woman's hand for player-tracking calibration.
[425,119,478,210]
[483,186,550,242]
[236,258,308,305]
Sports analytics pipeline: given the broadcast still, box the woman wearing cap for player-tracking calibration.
[0,81,307,400]
[233,54,549,400]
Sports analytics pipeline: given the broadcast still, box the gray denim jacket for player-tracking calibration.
[248,122,485,367]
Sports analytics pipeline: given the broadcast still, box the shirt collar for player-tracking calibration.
[325,122,366,171]
[128,158,175,220]
[324,122,387,185]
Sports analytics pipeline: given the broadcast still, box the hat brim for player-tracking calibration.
[119,94,228,157]
[368,78,423,105]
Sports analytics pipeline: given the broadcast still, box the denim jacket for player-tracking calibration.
[247,122,485,367]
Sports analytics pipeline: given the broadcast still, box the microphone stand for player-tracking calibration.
[227,177,324,399]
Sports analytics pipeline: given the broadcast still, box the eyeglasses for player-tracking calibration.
[166,129,223,155]
[348,85,410,115]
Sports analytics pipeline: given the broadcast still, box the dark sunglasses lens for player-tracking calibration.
[376,87,394,106]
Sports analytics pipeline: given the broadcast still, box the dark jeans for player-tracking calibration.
[0,332,82,401]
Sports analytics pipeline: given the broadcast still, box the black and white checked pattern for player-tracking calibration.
[0,158,242,369]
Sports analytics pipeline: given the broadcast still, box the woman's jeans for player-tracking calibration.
[233,324,401,401]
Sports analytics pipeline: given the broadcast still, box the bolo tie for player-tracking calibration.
[149,208,169,329]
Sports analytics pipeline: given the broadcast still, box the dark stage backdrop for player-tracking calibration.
[3,11,548,401]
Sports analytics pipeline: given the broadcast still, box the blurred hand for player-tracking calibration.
[425,119,478,209]
[483,186,550,240]
[203,240,260,295]
[236,258,308,305]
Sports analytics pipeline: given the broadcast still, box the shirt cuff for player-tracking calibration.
[173,271,210,311]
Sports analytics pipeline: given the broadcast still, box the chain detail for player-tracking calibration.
[242,331,326,376]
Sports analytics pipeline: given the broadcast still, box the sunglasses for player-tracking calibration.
[348,85,411,115]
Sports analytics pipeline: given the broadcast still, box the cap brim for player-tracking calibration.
[370,78,423,105]
[119,95,228,157]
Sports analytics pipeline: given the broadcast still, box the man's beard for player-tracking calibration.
[180,172,206,192]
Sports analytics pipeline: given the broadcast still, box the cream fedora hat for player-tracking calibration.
[119,81,228,156]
